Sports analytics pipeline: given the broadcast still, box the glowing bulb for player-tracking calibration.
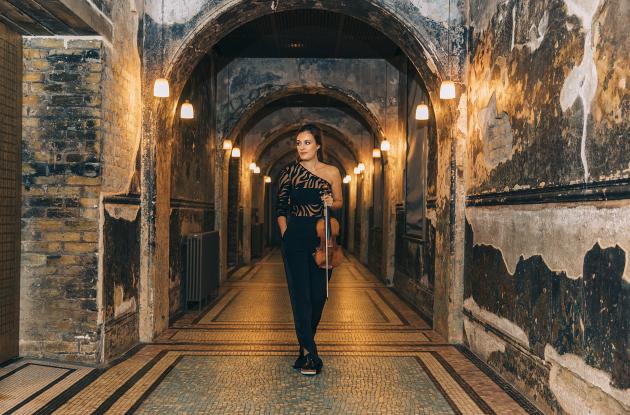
[343,175,351,183]
[153,78,170,98]
[249,162,257,171]
[354,166,361,175]
[358,163,366,172]
[415,104,429,120]
[380,139,391,152]
[372,148,382,158]
[231,147,241,158]
[253,166,261,174]
[264,176,271,183]
[440,80,456,100]
[222,140,233,150]
[180,100,194,119]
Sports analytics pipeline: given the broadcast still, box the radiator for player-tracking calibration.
[184,231,220,311]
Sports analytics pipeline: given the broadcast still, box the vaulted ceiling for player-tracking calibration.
[214,9,401,59]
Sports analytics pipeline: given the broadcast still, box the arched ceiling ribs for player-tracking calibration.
[162,1,447,115]
[226,86,383,146]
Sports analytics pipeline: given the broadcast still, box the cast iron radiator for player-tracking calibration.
[184,231,220,311]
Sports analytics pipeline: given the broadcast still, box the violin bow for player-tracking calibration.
[323,185,330,299]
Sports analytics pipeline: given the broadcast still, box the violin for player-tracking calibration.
[314,184,344,275]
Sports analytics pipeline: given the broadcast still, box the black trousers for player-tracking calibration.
[281,215,332,355]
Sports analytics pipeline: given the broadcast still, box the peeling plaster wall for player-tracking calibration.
[466,0,630,412]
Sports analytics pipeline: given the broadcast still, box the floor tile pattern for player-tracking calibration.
[0,250,543,414]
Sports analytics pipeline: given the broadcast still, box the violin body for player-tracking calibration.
[314,211,343,269]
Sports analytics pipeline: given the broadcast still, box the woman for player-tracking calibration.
[276,124,343,376]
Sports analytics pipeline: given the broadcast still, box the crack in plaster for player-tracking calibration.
[560,0,602,183]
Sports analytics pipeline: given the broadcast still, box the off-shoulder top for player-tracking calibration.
[276,161,332,218]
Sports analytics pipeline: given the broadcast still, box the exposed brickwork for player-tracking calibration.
[100,0,142,194]
[21,37,104,362]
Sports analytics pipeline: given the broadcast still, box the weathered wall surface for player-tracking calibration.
[466,0,630,413]
[168,56,216,316]
[99,0,144,363]
[21,37,103,361]
[102,205,140,360]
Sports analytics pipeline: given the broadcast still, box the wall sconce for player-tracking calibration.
[153,78,170,98]
[440,81,456,100]
[264,176,272,183]
[354,166,361,175]
[180,100,194,119]
[380,139,391,152]
[415,104,429,120]
[222,140,233,150]
[372,148,382,158]
[231,147,241,158]
[357,163,366,172]
[343,175,351,183]
[253,166,261,174]
[249,162,257,171]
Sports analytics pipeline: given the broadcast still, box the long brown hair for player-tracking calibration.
[297,124,324,161]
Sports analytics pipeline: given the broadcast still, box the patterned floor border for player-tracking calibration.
[4,344,544,415]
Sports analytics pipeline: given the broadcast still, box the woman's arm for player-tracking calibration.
[276,166,291,235]
[323,167,343,211]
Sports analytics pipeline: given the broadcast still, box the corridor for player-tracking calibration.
[0,250,538,414]
[1,0,629,413]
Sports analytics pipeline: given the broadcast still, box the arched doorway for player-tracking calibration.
[140,3,465,343]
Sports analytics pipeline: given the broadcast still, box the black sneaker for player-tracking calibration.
[300,354,323,376]
[292,350,306,370]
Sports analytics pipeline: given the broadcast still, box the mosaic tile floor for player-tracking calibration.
[0,250,543,414]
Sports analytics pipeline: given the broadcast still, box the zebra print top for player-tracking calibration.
[276,161,331,218]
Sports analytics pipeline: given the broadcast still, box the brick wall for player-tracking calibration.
[21,37,103,362]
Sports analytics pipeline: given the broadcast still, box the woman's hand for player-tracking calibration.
[321,193,334,207]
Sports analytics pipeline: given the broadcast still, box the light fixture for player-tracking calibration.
[358,162,366,172]
[343,175,351,183]
[222,139,233,150]
[380,139,391,152]
[153,78,170,98]
[180,100,194,119]
[440,81,456,100]
[231,147,241,158]
[440,0,457,100]
[372,148,382,158]
[354,166,361,175]
[253,166,261,174]
[264,176,272,183]
[249,162,257,171]
[415,104,429,120]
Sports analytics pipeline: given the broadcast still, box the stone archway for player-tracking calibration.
[140,0,467,343]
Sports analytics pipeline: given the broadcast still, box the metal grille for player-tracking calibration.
[0,23,21,362]
[184,231,220,311]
